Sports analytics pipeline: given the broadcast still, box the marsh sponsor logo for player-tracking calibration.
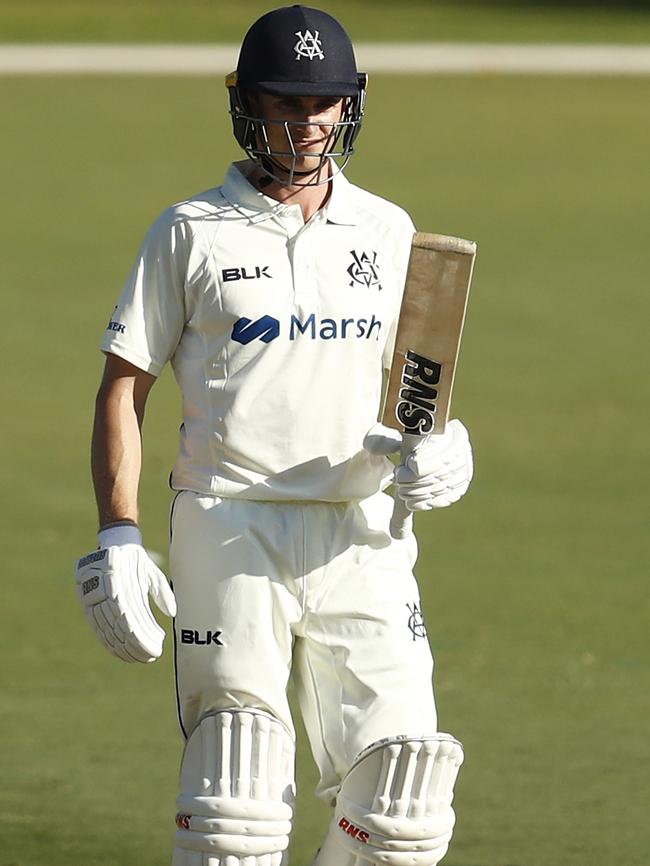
[232,315,280,344]
[231,313,382,344]
[289,313,381,341]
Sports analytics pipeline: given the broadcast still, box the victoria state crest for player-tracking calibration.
[294,29,325,60]
[348,250,382,290]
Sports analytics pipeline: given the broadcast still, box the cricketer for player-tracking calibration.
[75,6,474,864]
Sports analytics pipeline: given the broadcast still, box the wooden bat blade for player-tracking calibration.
[382,232,476,436]
[382,232,477,540]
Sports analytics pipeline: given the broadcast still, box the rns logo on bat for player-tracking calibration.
[231,313,382,344]
[395,350,442,434]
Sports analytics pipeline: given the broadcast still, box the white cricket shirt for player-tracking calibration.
[102,160,415,501]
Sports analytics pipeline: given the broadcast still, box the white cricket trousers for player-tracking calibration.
[169,490,438,803]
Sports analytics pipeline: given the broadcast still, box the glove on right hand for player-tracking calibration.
[75,543,176,663]
[364,418,473,511]
[394,419,473,511]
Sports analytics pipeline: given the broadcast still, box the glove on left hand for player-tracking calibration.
[364,418,473,511]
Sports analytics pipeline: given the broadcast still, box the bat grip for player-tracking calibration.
[389,497,413,539]
[389,433,423,540]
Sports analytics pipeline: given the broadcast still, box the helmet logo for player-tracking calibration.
[294,29,325,61]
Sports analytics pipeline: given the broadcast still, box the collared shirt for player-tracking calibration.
[101,161,416,501]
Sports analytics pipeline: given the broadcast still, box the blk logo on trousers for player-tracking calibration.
[180,629,223,646]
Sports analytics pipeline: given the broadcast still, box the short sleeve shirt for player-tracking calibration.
[101,161,415,501]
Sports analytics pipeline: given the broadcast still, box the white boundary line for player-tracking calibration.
[1,43,650,75]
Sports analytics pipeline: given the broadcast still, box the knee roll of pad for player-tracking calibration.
[173,709,295,866]
[313,733,464,866]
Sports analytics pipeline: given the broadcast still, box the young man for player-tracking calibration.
[76,6,473,865]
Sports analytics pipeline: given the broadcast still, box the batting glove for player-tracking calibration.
[364,418,474,510]
[75,524,176,663]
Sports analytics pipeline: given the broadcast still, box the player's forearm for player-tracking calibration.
[91,382,144,529]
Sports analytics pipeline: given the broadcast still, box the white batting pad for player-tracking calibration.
[173,709,295,866]
[312,733,464,866]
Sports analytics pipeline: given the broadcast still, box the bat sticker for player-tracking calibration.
[395,350,443,434]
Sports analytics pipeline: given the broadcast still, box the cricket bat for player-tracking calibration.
[382,232,477,539]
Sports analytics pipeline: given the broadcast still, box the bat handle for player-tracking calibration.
[389,433,422,540]
[389,497,413,539]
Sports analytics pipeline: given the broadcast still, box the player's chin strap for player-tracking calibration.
[312,733,464,866]
[257,152,343,189]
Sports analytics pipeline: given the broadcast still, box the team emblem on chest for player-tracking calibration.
[294,30,325,60]
[348,250,382,290]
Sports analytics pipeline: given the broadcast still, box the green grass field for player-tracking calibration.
[2,11,650,865]
[2,0,650,43]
